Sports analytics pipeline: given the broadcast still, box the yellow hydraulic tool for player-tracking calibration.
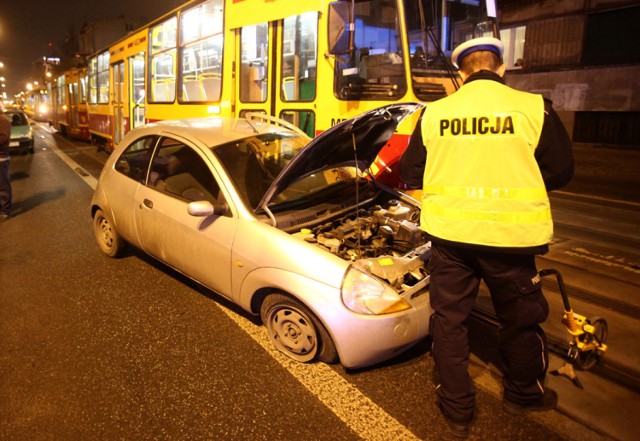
[539,269,609,388]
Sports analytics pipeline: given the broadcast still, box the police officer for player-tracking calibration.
[0,102,12,222]
[399,37,574,438]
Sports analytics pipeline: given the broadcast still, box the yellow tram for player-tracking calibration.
[54,0,498,179]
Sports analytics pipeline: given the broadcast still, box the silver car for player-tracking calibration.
[91,103,432,369]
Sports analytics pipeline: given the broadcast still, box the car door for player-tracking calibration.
[134,135,235,297]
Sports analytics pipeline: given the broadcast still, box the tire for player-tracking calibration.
[93,209,125,257]
[260,293,338,364]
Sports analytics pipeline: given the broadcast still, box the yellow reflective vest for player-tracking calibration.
[420,79,552,248]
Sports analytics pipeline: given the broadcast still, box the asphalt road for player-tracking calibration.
[0,125,627,440]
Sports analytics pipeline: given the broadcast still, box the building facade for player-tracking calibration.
[499,0,640,147]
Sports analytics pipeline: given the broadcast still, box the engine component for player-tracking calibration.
[293,199,426,259]
[291,199,430,294]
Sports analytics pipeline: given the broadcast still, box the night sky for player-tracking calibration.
[0,0,184,97]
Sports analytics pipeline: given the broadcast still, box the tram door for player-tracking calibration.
[235,22,273,118]
[129,54,146,130]
[112,61,125,145]
[234,15,317,138]
[68,82,80,134]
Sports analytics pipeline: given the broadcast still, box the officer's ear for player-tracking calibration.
[497,64,506,77]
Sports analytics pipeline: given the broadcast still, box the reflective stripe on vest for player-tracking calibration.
[423,184,548,202]
[422,202,551,224]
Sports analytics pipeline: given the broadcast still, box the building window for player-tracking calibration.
[583,6,640,66]
[574,111,640,146]
[500,25,526,69]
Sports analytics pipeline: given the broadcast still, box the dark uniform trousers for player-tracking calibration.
[427,242,549,422]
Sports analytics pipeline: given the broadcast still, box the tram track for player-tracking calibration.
[555,222,640,253]
[471,301,640,393]
[472,237,640,393]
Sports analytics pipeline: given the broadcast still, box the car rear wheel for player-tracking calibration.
[261,293,338,364]
[93,209,125,257]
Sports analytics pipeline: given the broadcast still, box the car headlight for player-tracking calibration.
[341,266,411,315]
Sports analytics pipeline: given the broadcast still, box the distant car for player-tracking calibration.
[4,108,34,154]
[90,104,432,369]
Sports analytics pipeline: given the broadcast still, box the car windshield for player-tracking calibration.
[6,112,28,126]
[212,132,309,210]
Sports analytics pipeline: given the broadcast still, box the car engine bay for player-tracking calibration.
[292,198,431,295]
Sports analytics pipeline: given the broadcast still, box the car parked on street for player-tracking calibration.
[3,108,34,154]
[90,104,432,369]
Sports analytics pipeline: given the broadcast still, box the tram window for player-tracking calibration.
[180,0,223,42]
[68,83,78,106]
[149,52,176,103]
[180,37,223,102]
[149,17,178,103]
[88,52,110,104]
[280,12,318,102]
[79,76,87,104]
[240,23,269,103]
[131,55,145,105]
[179,0,224,103]
[279,110,316,138]
[56,76,65,106]
[89,58,97,104]
[334,0,406,101]
[97,52,110,104]
[404,0,494,101]
[151,17,177,53]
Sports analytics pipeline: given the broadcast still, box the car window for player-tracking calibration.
[213,132,307,209]
[148,137,220,203]
[114,136,158,183]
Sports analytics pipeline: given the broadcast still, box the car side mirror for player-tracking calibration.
[187,200,228,217]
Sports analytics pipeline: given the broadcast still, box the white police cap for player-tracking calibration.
[451,37,504,69]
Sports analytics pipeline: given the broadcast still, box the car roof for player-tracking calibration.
[3,108,26,115]
[137,116,297,148]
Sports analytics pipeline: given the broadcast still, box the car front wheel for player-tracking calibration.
[261,293,338,364]
[93,209,125,257]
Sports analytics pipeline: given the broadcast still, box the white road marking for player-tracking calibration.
[565,248,640,275]
[221,308,422,441]
[554,190,640,208]
[48,141,99,190]
[47,133,423,441]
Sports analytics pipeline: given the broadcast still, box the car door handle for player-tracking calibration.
[142,198,154,209]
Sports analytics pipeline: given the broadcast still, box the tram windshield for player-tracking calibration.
[332,0,497,101]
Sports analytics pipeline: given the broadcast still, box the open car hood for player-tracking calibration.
[258,103,423,210]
